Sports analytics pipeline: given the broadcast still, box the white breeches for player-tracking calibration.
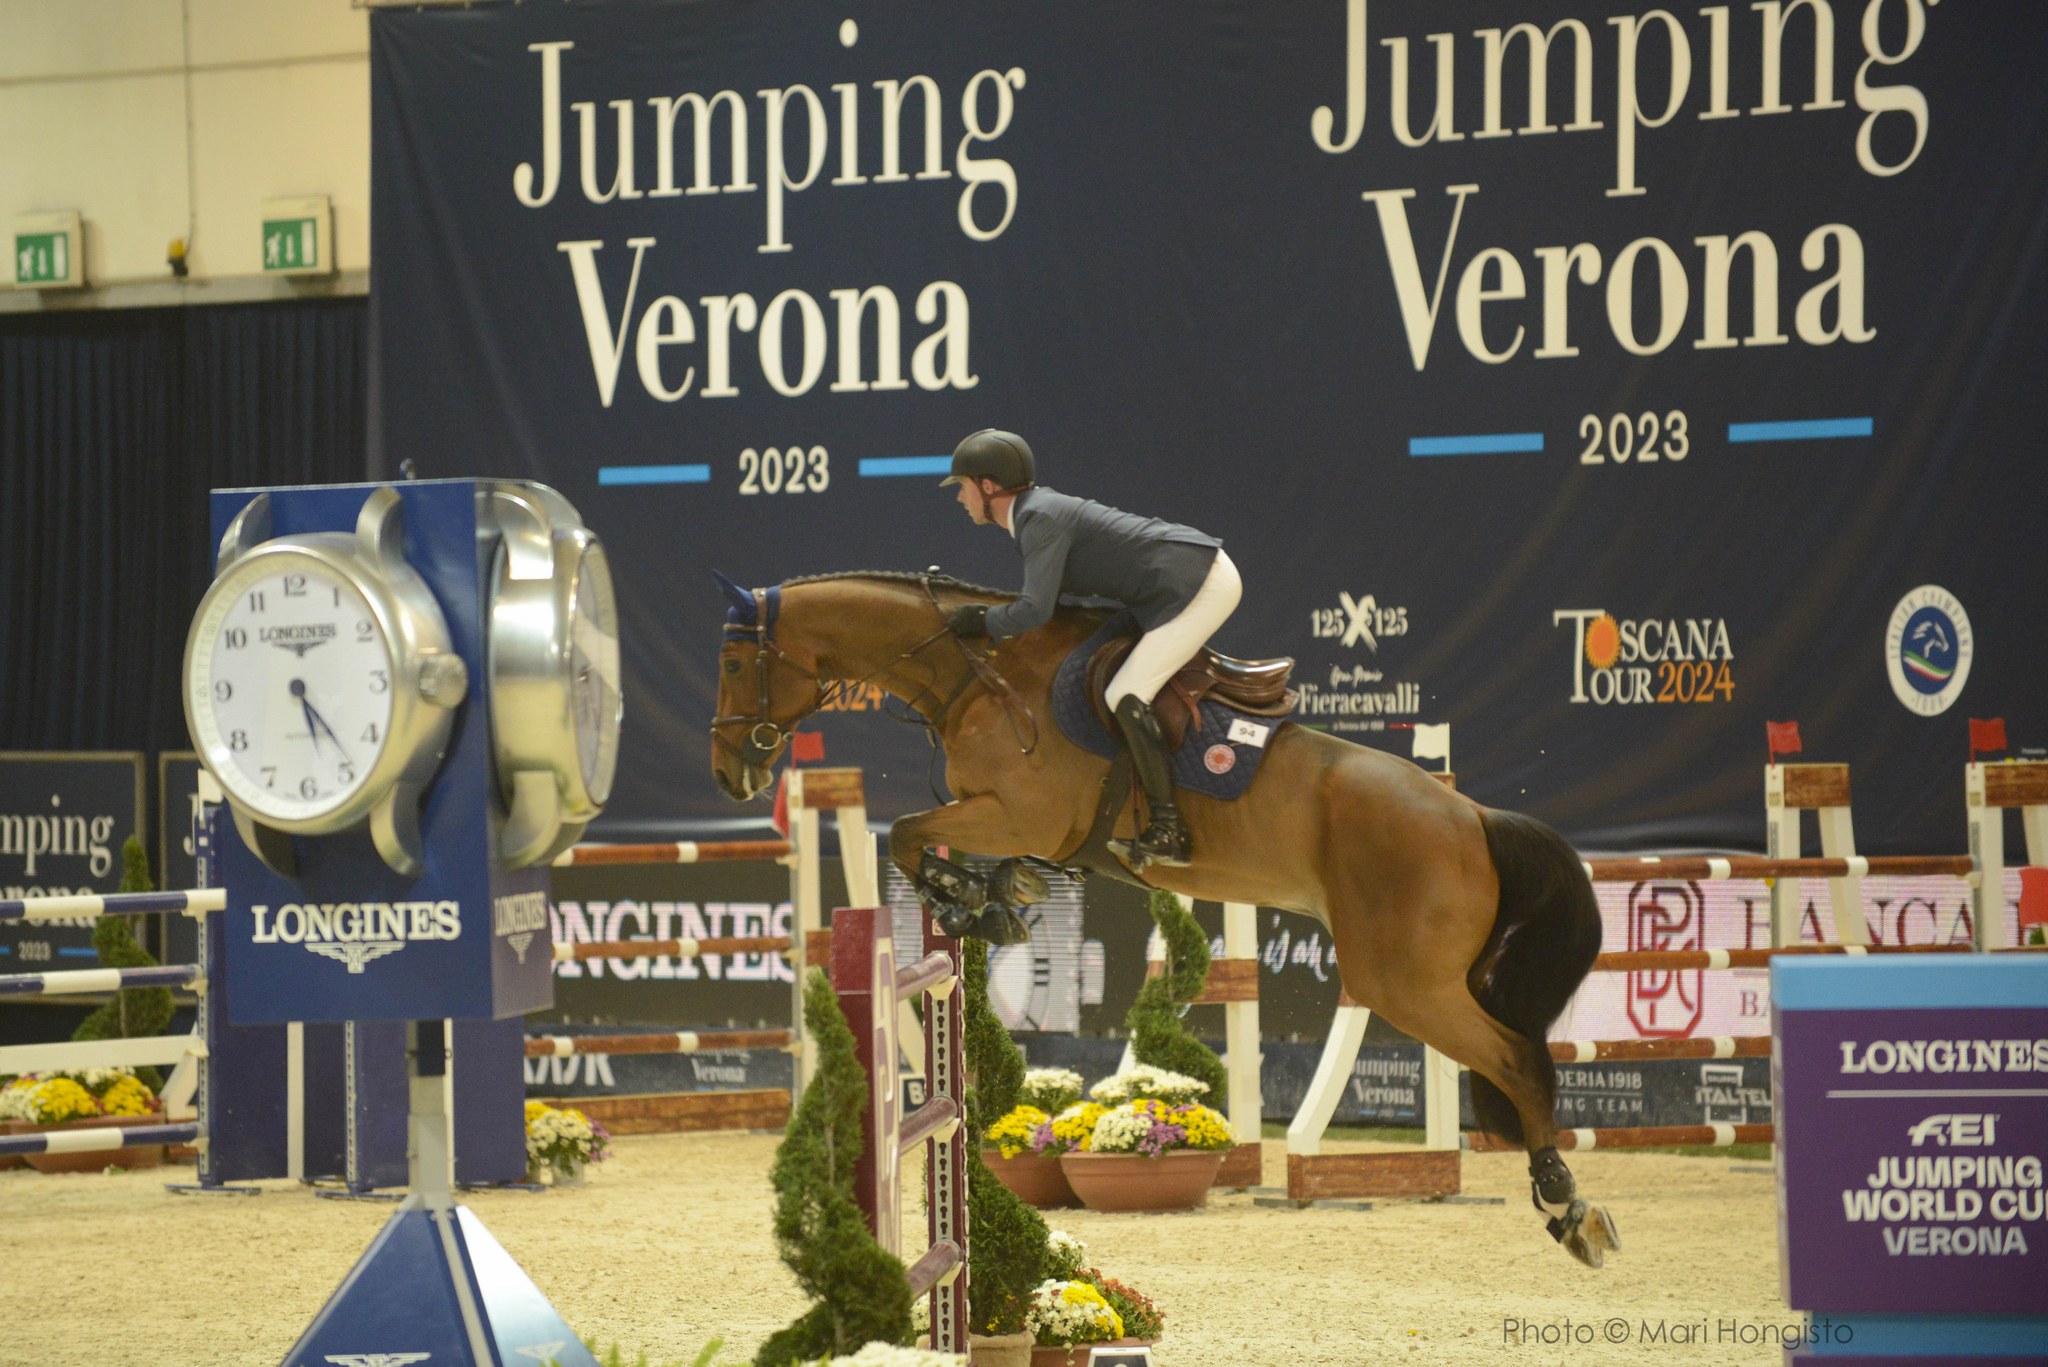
[1105,549,1243,710]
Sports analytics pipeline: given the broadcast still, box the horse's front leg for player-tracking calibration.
[889,794,1048,945]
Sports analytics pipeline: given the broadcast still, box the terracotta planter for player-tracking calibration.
[969,1329,1035,1367]
[1031,1339,1158,1367]
[983,1148,1081,1208]
[1060,1149,1224,1212]
[11,1113,167,1175]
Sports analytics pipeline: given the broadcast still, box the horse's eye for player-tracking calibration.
[723,658,741,675]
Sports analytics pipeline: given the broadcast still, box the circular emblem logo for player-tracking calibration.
[1203,744,1236,774]
[1885,585,1973,716]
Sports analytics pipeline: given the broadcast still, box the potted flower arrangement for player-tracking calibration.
[1023,1228,1165,1367]
[523,1099,612,1186]
[981,1067,1092,1208]
[0,1067,165,1174]
[1057,1087,1235,1212]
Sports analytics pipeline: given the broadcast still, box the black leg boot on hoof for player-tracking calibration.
[917,852,987,910]
[1109,696,1193,869]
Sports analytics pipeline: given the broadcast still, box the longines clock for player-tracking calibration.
[182,487,468,877]
[484,482,621,867]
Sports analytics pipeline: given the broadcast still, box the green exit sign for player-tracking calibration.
[15,233,68,284]
[11,212,84,289]
[262,218,318,272]
[258,195,334,276]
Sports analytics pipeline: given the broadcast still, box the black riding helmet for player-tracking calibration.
[939,428,1035,491]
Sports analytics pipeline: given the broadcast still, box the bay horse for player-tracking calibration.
[709,570,1618,1266]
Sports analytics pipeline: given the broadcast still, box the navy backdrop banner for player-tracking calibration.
[371,0,2048,853]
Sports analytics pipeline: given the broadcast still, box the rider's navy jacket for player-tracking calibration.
[981,486,1222,641]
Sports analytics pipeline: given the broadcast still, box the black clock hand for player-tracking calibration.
[289,678,351,762]
[303,696,351,763]
[298,694,323,755]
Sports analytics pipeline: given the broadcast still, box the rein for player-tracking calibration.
[920,575,1039,755]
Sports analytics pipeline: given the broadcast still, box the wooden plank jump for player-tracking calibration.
[1470,1124,1773,1152]
[1582,854,1976,882]
[0,964,202,997]
[1549,1036,1769,1063]
[523,1029,794,1058]
[551,935,792,962]
[552,839,793,867]
[0,888,224,923]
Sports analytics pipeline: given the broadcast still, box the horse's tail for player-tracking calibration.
[1469,808,1603,1144]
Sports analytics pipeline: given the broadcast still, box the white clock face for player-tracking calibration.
[190,553,397,823]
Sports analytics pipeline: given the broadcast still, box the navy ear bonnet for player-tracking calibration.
[714,569,779,635]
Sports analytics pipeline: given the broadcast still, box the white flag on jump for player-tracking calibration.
[1410,723,1451,761]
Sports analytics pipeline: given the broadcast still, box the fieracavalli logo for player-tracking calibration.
[1553,609,1735,705]
[1885,585,1973,716]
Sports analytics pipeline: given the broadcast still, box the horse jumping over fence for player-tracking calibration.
[709,571,1618,1267]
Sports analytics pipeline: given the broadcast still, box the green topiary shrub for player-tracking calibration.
[1124,889,1227,1103]
[70,836,175,1092]
[960,939,1047,1336]
[755,969,913,1367]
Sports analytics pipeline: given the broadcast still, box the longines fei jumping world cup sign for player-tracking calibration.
[1775,955,2048,1330]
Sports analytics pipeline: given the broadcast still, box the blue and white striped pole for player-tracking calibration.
[0,888,225,923]
[0,964,202,997]
[0,1122,203,1159]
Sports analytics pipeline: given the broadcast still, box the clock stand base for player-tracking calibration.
[284,1021,599,1367]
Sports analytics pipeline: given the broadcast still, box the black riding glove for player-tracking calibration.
[947,604,990,637]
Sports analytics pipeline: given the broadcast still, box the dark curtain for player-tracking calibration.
[0,299,368,757]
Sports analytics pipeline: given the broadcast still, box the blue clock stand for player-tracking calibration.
[204,481,598,1367]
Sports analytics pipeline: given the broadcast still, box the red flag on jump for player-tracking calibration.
[790,730,827,763]
[771,770,791,838]
[1970,717,2008,760]
[1766,720,1803,761]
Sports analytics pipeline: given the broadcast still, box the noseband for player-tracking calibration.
[710,587,823,771]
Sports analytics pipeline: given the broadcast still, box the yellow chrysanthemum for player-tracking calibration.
[97,1075,156,1118]
[27,1077,98,1125]
[1050,1102,1106,1153]
[983,1104,1050,1159]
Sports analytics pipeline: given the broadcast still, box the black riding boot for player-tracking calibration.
[1112,695,1192,868]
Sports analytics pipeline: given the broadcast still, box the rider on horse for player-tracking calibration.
[941,427,1241,869]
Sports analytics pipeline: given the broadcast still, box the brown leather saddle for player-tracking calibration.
[1085,634,1297,748]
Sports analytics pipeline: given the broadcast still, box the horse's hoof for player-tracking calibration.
[1583,1204,1621,1253]
[1556,1199,1617,1268]
[988,858,1050,908]
[934,902,1032,946]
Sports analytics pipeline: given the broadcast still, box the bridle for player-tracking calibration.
[709,582,969,773]
[709,587,824,772]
